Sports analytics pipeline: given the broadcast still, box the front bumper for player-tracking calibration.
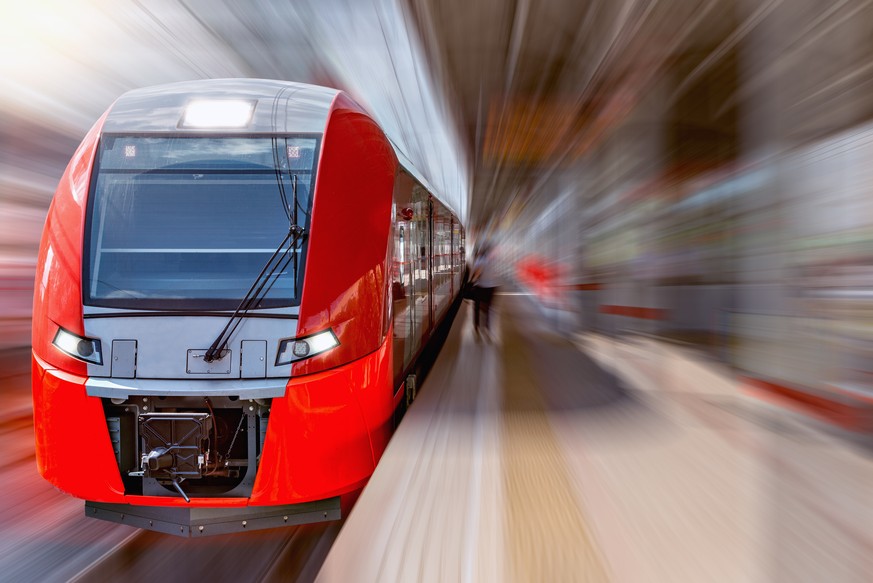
[32,335,391,508]
[86,497,341,537]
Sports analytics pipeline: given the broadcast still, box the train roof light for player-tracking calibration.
[180,99,256,129]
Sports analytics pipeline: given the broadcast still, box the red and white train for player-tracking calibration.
[32,79,465,536]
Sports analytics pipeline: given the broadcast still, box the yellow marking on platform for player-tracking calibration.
[500,311,610,583]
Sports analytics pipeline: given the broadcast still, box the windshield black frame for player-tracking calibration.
[82,133,320,311]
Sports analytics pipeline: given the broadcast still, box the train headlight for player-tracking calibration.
[276,329,339,366]
[52,328,103,365]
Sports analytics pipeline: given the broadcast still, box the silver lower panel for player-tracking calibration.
[85,376,288,399]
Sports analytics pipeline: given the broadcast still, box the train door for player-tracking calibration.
[391,171,432,385]
[431,200,453,320]
[392,172,415,385]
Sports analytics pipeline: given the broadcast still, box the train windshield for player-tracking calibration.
[84,135,319,310]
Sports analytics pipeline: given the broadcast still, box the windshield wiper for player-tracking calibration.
[203,139,306,364]
[203,224,305,363]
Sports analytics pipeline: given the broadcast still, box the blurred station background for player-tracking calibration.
[4,0,873,581]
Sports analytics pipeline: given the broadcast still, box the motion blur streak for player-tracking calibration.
[8,0,873,581]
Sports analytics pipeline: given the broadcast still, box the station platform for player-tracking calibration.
[317,294,873,582]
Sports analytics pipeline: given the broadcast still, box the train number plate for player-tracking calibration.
[186,349,232,374]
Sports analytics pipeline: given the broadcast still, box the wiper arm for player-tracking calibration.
[203,224,305,363]
[203,138,307,364]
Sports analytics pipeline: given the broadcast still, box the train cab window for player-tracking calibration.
[84,135,319,310]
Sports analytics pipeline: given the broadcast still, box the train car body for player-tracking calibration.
[32,79,465,536]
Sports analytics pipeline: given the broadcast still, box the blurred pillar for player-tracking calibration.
[735,0,869,380]
[583,74,669,337]
[734,0,801,378]
[624,76,670,337]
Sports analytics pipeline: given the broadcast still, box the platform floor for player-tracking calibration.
[317,294,873,583]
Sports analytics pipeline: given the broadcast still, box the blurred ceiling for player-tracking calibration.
[8,0,869,260]
[404,0,742,235]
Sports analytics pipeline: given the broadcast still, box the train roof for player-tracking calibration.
[103,79,340,134]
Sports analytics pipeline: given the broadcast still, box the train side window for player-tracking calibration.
[432,201,452,319]
[452,218,464,290]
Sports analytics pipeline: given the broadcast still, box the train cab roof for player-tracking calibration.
[102,79,340,134]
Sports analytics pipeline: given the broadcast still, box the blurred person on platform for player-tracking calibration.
[471,244,500,338]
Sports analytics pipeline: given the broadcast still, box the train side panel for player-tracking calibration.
[251,332,392,504]
[32,113,113,493]
[290,93,397,467]
[32,113,107,374]
[294,93,396,373]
